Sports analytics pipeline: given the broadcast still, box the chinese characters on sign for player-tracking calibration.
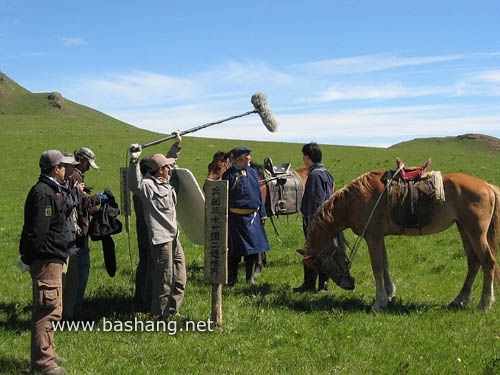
[203,180,228,284]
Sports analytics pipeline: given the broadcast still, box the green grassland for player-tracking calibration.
[1,72,500,374]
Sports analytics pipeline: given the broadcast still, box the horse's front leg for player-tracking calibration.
[366,235,389,312]
[381,239,396,301]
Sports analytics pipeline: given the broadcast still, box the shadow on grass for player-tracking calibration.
[0,357,29,374]
[235,282,442,314]
[0,301,31,331]
[0,292,137,332]
[74,293,137,322]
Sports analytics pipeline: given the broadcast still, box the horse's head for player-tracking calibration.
[301,201,355,290]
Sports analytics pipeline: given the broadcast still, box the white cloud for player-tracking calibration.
[58,53,500,147]
[307,83,452,102]
[294,54,463,75]
[197,60,294,85]
[61,37,87,47]
[109,103,500,147]
[65,71,201,108]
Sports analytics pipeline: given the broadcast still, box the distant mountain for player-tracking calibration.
[390,133,500,152]
[0,71,125,122]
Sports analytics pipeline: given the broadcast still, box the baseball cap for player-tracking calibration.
[76,147,99,169]
[39,150,79,170]
[148,154,176,172]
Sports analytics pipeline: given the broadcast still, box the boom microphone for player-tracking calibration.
[251,92,278,133]
[140,92,279,149]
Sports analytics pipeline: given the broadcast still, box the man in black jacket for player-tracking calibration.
[293,142,333,293]
[20,150,78,375]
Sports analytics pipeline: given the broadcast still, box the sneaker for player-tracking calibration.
[55,357,67,364]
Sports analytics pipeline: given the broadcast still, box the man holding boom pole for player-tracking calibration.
[127,139,186,320]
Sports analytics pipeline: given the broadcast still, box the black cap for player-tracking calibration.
[229,146,252,159]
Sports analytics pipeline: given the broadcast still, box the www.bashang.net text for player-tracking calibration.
[52,317,215,335]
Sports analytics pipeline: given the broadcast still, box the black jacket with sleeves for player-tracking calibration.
[19,175,69,265]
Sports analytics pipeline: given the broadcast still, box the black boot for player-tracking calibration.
[255,252,266,276]
[245,254,257,285]
[293,265,318,293]
[227,257,239,286]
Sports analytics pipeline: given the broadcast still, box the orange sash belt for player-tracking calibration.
[229,207,258,215]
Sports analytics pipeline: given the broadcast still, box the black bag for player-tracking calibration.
[88,189,122,277]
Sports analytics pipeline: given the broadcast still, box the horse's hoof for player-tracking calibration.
[448,301,466,310]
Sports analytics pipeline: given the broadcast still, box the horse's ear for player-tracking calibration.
[296,248,306,256]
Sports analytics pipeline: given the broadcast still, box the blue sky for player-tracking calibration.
[1,1,499,147]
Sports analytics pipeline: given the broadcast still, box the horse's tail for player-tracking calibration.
[488,184,500,285]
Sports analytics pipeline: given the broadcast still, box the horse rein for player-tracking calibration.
[346,164,405,266]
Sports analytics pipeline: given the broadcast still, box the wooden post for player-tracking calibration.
[203,180,228,327]
[120,167,131,233]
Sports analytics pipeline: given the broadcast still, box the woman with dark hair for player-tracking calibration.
[206,151,229,181]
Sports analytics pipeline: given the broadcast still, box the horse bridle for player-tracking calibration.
[305,239,352,283]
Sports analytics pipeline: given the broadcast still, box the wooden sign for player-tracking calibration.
[203,180,228,284]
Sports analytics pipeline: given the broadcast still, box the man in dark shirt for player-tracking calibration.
[20,150,79,374]
[293,142,333,293]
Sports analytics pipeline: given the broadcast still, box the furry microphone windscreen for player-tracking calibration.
[251,92,278,132]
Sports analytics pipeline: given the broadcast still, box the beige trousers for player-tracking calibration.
[30,259,63,371]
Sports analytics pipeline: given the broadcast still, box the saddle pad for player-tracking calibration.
[423,171,445,202]
[265,169,304,216]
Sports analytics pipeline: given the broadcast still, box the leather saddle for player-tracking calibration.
[396,157,432,181]
[384,158,439,231]
[264,157,291,176]
[262,158,303,216]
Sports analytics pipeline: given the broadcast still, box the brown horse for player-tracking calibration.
[302,169,500,312]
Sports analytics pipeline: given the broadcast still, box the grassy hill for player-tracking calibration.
[1,71,500,374]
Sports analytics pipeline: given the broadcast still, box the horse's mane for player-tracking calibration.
[336,170,382,201]
[250,160,264,173]
[307,170,383,245]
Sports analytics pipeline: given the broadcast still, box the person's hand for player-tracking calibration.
[74,181,85,192]
[172,130,182,144]
[97,192,108,202]
[16,256,29,273]
[128,143,142,159]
